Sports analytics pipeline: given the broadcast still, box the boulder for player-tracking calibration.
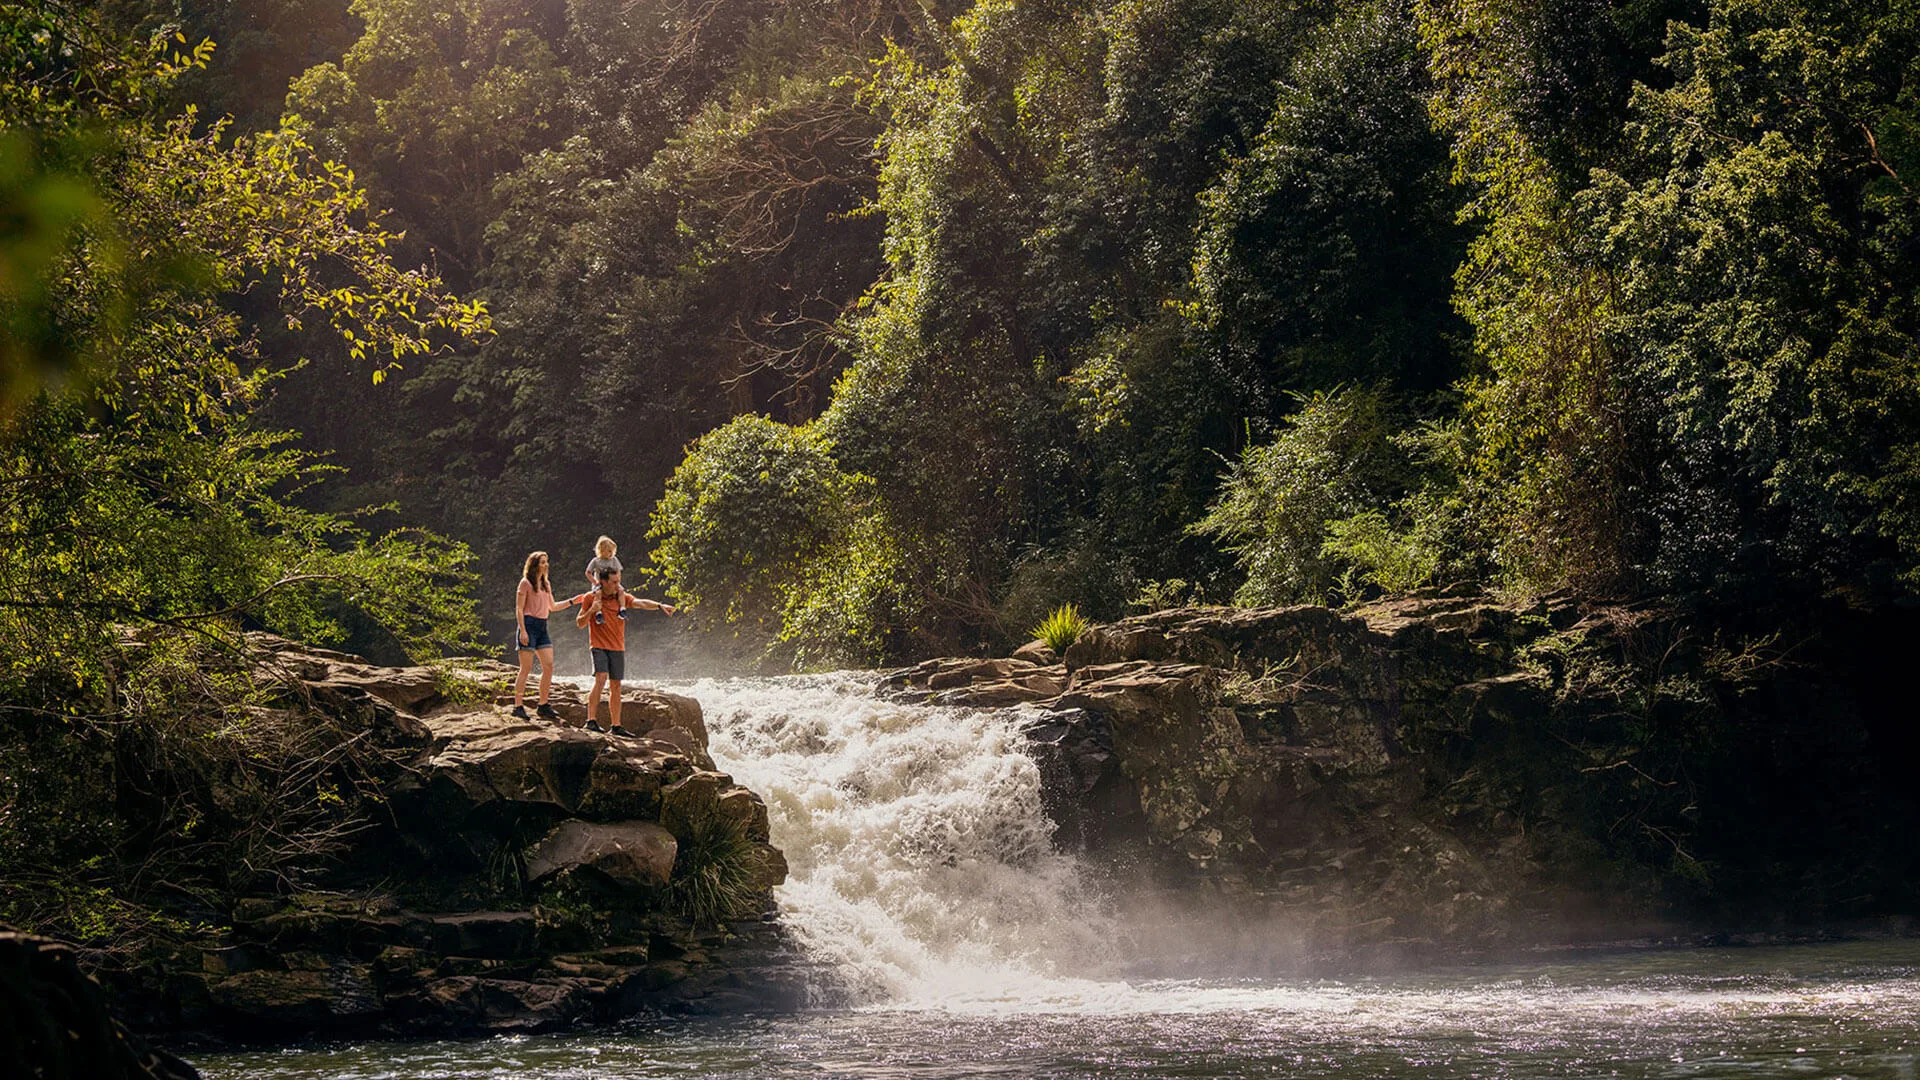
[1011,639,1058,665]
[0,932,200,1080]
[1020,708,1143,851]
[49,635,796,1044]
[930,680,1053,708]
[409,976,594,1032]
[207,964,380,1029]
[420,912,539,959]
[750,843,789,889]
[313,664,446,713]
[524,821,678,890]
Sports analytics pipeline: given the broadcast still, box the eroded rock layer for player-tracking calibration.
[103,636,802,1042]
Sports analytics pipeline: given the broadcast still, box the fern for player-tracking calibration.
[1030,604,1090,654]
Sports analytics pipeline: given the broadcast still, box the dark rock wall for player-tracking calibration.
[1,931,199,1080]
[884,592,1920,954]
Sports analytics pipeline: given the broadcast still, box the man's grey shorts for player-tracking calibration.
[590,647,625,681]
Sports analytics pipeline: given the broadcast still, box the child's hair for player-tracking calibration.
[595,535,617,557]
[522,551,550,593]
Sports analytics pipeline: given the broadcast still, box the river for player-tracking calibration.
[197,674,1920,1079]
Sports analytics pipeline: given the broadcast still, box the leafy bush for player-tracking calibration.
[997,531,1137,644]
[649,415,866,636]
[1129,578,1206,613]
[1193,387,1411,605]
[776,506,922,671]
[0,632,419,956]
[1030,604,1091,654]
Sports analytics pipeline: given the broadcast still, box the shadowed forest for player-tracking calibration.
[12,0,1917,668]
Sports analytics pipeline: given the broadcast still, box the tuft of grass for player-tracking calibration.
[1029,603,1091,654]
[427,661,499,707]
[665,811,761,929]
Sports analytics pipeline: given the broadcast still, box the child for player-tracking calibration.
[571,567,674,736]
[584,535,622,591]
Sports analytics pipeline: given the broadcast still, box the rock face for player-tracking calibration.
[98,636,802,1043]
[524,822,678,888]
[0,931,199,1080]
[883,590,1813,956]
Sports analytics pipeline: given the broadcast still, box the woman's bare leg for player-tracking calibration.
[536,647,556,704]
[515,648,534,707]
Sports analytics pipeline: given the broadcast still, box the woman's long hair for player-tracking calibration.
[522,551,550,594]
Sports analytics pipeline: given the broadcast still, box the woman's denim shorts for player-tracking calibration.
[519,615,553,651]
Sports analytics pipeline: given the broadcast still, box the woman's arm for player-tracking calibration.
[515,582,529,642]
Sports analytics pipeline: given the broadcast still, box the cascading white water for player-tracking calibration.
[680,673,1126,1009]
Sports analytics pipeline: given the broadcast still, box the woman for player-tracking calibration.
[512,551,574,720]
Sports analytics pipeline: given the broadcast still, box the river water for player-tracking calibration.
[198,675,1920,1079]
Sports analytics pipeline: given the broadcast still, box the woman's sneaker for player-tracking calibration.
[536,703,557,720]
[611,725,639,739]
[585,719,607,734]
[510,705,529,719]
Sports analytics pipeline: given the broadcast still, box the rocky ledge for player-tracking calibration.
[101,635,803,1044]
[882,590,1920,961]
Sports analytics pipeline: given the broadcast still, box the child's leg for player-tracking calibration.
[608,680,622,729]
[536,647,555,704]
[514,648,534,706]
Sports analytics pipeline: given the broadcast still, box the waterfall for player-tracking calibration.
[684,673,1124,1009]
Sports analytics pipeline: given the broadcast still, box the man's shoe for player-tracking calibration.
[585,720,607,734]
[535,703,557,720]
[510,705,529,719]
[610,725,639,739]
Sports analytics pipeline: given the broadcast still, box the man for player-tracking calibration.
[571,567,675,736]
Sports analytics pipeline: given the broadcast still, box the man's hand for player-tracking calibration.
[661,604,676,615]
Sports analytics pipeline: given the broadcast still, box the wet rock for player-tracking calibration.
[1020,708,1144,850]
[409,976,593,1032]
[421,913,539,960]
[1056,664,1246,849]
[751,843,790,889]
[207,964,380,1029]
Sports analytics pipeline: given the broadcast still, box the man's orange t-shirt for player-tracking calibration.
[572,589,634,651]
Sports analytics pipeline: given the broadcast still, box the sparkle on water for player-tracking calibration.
[197,674,1920,1079]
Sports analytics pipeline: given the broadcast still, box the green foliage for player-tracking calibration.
[649,414,867,636]
[997,529,1137,638]
[1029,603,1090,654]
[1189,0,1465,394]
[665,810,760,929]
[0,631,419,953]
[776,506,921,670]
[1581,0,1920,594]
[265,0,894,640]
[56,0,1920,672]
[1194,388,1413,605]
[1420,0,1920,603]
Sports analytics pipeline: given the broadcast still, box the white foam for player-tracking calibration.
[676,674,1920,1027]
[682,673,1122,1007]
